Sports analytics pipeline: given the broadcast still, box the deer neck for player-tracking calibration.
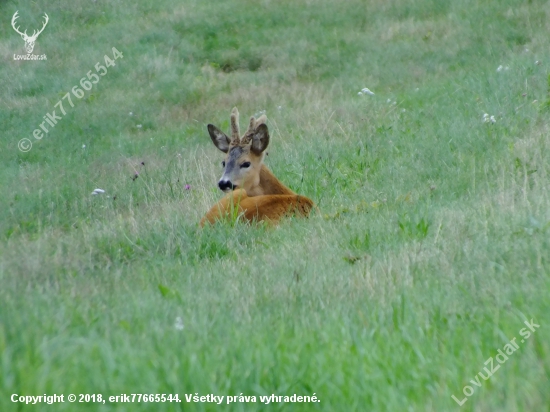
[246,164,295,197]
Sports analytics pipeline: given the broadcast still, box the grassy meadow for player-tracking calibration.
[1,0,550,410]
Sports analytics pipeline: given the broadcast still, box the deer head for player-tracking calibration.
[207,108,270,193]
[11,11,49,54]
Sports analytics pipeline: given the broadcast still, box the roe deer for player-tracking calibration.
[200,108,314,226]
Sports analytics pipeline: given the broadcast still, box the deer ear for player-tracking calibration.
[251,124,270,155]
[207,124,230,153]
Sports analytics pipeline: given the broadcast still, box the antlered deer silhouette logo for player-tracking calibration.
[11,11,49,54]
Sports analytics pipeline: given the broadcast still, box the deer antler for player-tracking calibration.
[240,114,267,145]
[11,11,27,37]
[240,116,257,145]
[30,13,49,39]
[11,11,48,40]
[230,107,240,145]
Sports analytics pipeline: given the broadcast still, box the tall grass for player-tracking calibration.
[1,0,549,410]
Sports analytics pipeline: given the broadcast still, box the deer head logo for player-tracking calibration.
[11,11,49,54]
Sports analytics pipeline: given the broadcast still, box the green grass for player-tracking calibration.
[1,0,549,410]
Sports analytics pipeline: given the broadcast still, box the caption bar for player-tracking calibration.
[11,393,320,405]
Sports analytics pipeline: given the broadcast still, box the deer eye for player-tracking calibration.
[240,162,251,169]
[221,161,226,167]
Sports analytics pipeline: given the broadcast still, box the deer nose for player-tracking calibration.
[218,180,235,191]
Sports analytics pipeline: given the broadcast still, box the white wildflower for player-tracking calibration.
[137,124,142,129]
[358,91,363,96]
[361,87,375,96]
[387,98,392,103]
[483,113,496,124]
[129,112,133,116]
[82,144,86,149]
[174,317,184,331]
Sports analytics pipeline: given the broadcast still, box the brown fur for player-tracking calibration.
[201,108,315,226]
[200,189,314,226]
